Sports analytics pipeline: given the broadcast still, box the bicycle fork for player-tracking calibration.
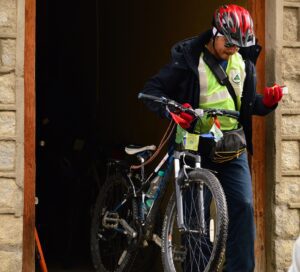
[173,151,206,234]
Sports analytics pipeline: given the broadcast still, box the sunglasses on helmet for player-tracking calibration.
[212,27,255,48]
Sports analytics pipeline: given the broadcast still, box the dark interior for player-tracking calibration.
[35,0,247,270]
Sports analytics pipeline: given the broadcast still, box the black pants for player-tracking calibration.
[202,152,255,272]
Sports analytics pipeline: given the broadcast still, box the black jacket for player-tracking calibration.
[141,30,275,154]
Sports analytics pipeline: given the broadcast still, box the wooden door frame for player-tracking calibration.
[23,0,36,270]
[21,0,266,270]
[248,1,267,271]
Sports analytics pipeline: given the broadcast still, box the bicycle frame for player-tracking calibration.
[104,151,171,240]
[107,141,210,239]
[132,152,170,225]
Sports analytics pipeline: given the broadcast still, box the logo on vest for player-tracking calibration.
[232,72,241,84]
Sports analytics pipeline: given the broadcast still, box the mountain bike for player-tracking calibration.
[90,94,240,272]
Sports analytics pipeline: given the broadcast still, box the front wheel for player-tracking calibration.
[90,174,138,272]
[161,169,228,272]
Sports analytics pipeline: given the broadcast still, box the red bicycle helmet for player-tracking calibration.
[213,4,255,47]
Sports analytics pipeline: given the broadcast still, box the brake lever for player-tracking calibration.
[160,96,169,104]
[166,100,181,113]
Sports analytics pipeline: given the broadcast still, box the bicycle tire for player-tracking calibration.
[90,174,138,272]
[161,168,228,272]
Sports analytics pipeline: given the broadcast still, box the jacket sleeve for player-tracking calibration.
[244,60,276,116]
[140,62,187,118]
[253,94,277,116]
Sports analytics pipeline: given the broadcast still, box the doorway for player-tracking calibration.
[35,0,258,271]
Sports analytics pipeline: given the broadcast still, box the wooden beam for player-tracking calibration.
[248,1,267,271]
[22,0,36,270]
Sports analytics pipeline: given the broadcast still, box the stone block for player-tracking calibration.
[275,205,300,238]
[0,111,15,135]
[274,239,294,270]
[0,178,21,213]
[0,141,15,170]
[282,49,300,80]
[284,7,298,42]
[0,73,15,104]
[0,39,15,67]
[0,0,16,34]
[281,80,300,108]
[281,141,299,170]
[282,115,300,135]
[276,178,300,204]
[0,250,22,272]
[0,215,22,246]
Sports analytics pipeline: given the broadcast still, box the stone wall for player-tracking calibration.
[0,0,24,271]
[0,0,298,271]
[266,0,300,271]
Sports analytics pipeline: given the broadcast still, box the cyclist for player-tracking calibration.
[140,4,282,272]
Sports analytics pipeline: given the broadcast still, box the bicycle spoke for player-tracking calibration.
[162,169,227,272]
[91,175,138,272]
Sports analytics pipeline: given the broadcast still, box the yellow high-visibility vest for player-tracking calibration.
[195,51,246,133]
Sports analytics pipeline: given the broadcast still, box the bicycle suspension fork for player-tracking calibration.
[174,150,204,232]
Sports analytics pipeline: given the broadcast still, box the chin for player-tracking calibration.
[221,54,230,61]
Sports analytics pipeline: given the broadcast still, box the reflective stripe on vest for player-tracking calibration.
[195,51,246,133]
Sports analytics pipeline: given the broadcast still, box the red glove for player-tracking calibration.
[180,103,194,123]
[262,84,283,108]
[170,103,194,129]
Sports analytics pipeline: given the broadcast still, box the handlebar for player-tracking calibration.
[138,93,240,119]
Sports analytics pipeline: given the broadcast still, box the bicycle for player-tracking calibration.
[90,94,241,272]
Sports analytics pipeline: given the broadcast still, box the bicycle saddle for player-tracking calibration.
[125,145,156,155]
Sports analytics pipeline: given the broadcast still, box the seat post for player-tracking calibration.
[137,155,145,181]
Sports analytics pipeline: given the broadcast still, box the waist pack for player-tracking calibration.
[199,127,247,163]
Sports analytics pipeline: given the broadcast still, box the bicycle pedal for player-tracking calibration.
[107,223,118,227]
[102,212,119,228]
[173,246,187,262]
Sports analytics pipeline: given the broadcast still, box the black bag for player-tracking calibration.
[199,127,247,163]
[212,127,247,163]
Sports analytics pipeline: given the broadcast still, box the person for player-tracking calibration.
[289,236,300,272]
[140,4,283,272]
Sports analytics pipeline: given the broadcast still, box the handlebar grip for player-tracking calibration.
[222,109,240,117]
[204,108,240,119]
[138,93,160,101]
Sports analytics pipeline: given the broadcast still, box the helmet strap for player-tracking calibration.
[212,29,219,49]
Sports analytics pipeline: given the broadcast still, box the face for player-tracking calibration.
[212,36,239,60]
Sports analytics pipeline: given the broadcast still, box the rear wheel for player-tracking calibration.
[161,169,228,272]
[90,174,138,272]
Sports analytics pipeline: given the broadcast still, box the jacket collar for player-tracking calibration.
[171,30,212,77]
[171,30,262,75]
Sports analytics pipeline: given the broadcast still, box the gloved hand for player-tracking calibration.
[180,103,194,124]
[170,103,194,129]
[262,84,283,108]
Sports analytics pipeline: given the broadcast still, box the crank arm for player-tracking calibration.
[119,218,137,238]
[152,233,162,248]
